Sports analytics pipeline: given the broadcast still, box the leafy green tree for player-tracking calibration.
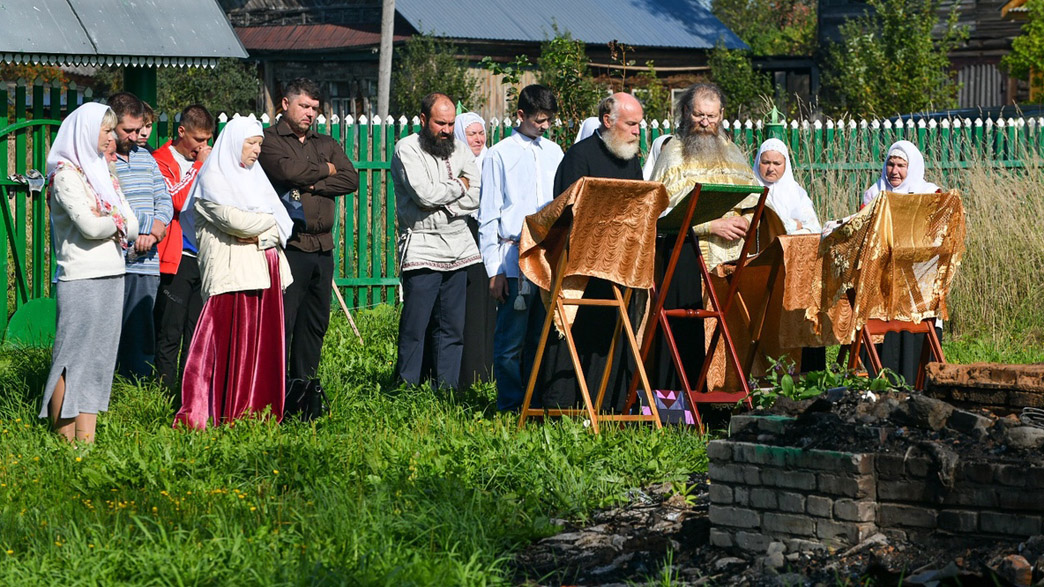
[709,45,773,119]
[822,0,966,117]
[1002,0,1044,101]
[537,28,604,131]
[391,35,483,115]
[712,0,817,56]
[632,62,671,122]
[157,58,259,117]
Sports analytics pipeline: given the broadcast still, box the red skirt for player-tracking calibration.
[174,248,285,429]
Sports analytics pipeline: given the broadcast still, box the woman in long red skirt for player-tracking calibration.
[174,116,294,429]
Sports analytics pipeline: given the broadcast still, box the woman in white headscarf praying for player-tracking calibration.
[174,116,294,430]
[753,138,821,234]
[862,140,940,207]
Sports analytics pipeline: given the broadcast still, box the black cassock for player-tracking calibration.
[535,134,643,412]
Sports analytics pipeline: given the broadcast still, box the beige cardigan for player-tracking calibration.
[193,198,293,300]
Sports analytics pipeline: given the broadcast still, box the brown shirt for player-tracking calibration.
[258,118,359,252]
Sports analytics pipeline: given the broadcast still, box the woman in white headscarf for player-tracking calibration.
[862,140,940,207]
[753,138,821,234]
[454,111,488,170]
[573,116,600,144]
[41,102,139,444]
[174,116,294,429]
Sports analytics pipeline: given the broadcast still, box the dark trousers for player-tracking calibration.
[396,268,467,390]
[283,248,334,381]
[154,255,203,390]
[118,273,160,379]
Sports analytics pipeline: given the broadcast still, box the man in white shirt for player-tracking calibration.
[478,85,564,411]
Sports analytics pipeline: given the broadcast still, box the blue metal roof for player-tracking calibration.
[395,0,747,50]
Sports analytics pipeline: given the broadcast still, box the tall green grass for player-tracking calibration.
[0,305,708,584]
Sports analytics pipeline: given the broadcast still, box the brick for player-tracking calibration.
[761,469,817,491]
[709,463,761,485]
[785,538,828,553]
[778,492,806,514]
[834,499,876,522]
[734,486,750,507]
[994,464,1027,488]
[750,488,778,509]
[903,456,931,478]
[763,512,815,536]
[735,531,772,552]
[941,486,998,508]
[709,506,761,529]
[1026,467,1044,487]
[881,528,908,543]
[876,454,907,480]
[958,462,994,484]
[997,488,1044,511]
[806,495,833,518]
[938,510,978,533]
[816,520,875,544]
[706,441,732,462]
[709,528,734,547]
[818,473,875,499]
[709,483,733,505]
[878,504,938,529]
[980,512,1041,536]
[734,443,787,467]
[787,450,872,474]
[877,480,928,502]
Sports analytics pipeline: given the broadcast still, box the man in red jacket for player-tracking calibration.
[152,104,214,393]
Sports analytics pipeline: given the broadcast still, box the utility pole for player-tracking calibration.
[377,0,395,119]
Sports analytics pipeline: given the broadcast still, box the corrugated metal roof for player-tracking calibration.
[0,0,248,67]
[237,24,409,52]
[395,0,746,50]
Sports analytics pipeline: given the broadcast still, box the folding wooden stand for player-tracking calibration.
[517,237,662,434]
[844,318,945,390]
[623,183,770,431]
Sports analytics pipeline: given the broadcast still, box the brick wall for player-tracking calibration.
[709,415,1044,553]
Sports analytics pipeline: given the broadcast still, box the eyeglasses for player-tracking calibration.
[691,112,721,122]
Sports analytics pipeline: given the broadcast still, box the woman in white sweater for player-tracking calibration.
[174,117,293,429]
[41,102,139,444]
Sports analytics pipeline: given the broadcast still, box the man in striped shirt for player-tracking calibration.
[109,92,173,379]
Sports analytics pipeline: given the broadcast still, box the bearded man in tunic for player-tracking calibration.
[536,93,646,412]
[647,83,766,392]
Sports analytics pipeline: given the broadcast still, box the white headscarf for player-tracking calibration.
[453,112,487,170]
[46,102,128,217]
[753,138,821,234]
[189,116,293,246]
[642,133,672,180]
[862,140,940,206]
[574,116,601,144]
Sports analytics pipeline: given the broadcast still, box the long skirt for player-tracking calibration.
[39,276,124,419]
[459,218,496,386]
[174,248,286,429]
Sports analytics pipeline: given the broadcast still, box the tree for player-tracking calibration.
[822,0,966,118]
[391,35,483,115]
[1002,0,1044,101]
[537,28,604,130]
[632,62,672,122]
[709,45,773,119]
[157,58,259,117]
[712,0,817,56]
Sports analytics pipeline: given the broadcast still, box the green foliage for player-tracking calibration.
[712,0,817,56]
[391,35,484,115]
[0,307,709,583]
[480,54,533,104]
[822,0,967,117]
[157,58,259,118]
[633,61,672,122]
[1002,0,1044,101]
[708,44,773,119]
[537,28,604,134]
[747,357,901,410]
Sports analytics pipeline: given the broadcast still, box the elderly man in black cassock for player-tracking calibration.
[536,92,645,412]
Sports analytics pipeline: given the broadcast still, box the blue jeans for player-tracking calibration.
[493,277,546,411]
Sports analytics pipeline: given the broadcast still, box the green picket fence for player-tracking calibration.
[7,78,1044,338]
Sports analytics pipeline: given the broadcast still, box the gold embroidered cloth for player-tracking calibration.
[519,178,669,334]
[808,190,966,337]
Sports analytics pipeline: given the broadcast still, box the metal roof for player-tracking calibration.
[0,0,248,68]
[394,0,747,50]
[237,24,409,52]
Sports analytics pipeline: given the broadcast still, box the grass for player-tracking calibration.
[0,305,709,585]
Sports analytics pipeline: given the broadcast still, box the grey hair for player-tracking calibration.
[598,95,619,127]
[675,83,726,138]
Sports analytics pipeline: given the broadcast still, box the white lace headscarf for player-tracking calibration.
[863,140,940,206]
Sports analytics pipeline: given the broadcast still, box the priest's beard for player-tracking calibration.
[680,127,729,162]
[601,127,640,161]
[419,126,455,159]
